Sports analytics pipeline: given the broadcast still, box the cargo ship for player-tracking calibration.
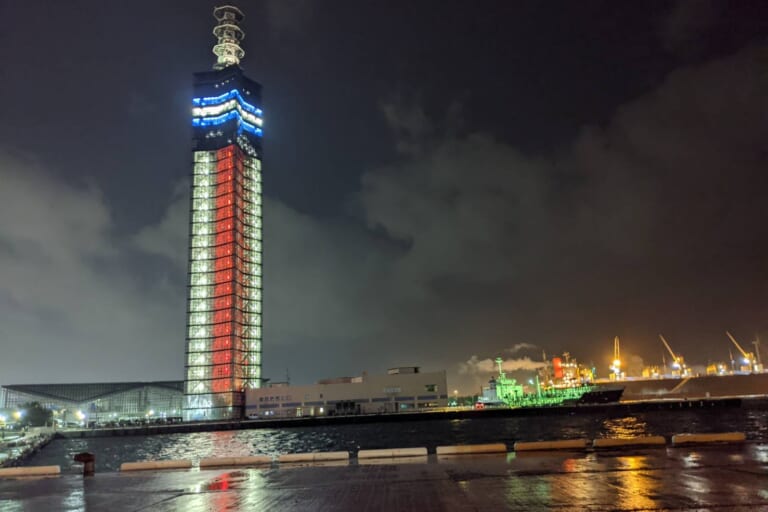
[604,373,768,400]
[491,358,623,408]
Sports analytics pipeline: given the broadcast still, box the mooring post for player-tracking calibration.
[73,452,95,476]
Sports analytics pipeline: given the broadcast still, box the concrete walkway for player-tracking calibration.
[1,444,767,511]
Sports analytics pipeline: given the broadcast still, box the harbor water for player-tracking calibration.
[20,407,768,473]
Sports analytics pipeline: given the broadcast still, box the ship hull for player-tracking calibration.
[598,373,768,400]
[575,386,625,404]
[498,386,625,408]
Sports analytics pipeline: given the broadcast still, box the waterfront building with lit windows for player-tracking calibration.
[184,5,263,421]
[0,382,183,426]
[245,368,448,418]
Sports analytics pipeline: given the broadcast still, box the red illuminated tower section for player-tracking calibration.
[210,146,242,395]
[184,6,263,421]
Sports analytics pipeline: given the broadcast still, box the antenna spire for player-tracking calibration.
[212,5,245,70]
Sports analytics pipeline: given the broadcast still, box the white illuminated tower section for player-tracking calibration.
[184,5,263,421]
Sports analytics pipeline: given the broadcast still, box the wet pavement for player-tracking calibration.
[1,444,767,511]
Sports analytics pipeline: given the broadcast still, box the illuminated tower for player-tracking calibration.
[184,5,263,421]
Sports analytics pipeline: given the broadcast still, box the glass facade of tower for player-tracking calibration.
[184,65,263,421]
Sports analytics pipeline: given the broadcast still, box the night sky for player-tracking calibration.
[1,1,767,392]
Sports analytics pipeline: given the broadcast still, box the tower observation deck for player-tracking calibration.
[183,5,263,421]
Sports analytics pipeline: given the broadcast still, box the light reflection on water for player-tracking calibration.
[600,416,648,438]
[21,408,768,473]
[615,455,660,510]
[753,443,768,463]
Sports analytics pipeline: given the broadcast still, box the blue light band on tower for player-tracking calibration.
[192,89,263,116]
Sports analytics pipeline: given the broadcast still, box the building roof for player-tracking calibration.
[1,381,183,404]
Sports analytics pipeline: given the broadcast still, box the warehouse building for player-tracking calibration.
[245,367,448,418]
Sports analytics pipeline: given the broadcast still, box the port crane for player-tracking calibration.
[726,331,760,373]
[753,337,763,371]
[658,334,690,377]
[610,336,622,380]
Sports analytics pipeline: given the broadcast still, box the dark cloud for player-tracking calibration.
[571,41,768,263]
[341,42,768,389]
[661,0,723,56]
[0,152,183,384]
[264,0,315,39]
[132,181,189,269]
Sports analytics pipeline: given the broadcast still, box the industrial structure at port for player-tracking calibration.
[605,332,763,382]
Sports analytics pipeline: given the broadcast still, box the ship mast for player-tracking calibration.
[495,357,505,378]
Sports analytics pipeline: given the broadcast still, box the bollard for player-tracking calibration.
[358,448,427,459]
[513,439,590,452]
[0,466,61,477]
[592,436,666,449]
[120,460,193,471]
[671,432,746,446]
[436,443,507,456]
[73,452,95,476]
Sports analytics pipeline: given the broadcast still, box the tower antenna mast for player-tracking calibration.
[212,5,246,69]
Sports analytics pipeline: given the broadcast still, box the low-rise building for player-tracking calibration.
[0,382,184,425]
[246,367,448,418]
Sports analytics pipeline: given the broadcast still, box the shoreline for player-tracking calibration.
[53,395,765,439]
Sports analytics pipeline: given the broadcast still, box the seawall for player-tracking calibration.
[53,396,763,439]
